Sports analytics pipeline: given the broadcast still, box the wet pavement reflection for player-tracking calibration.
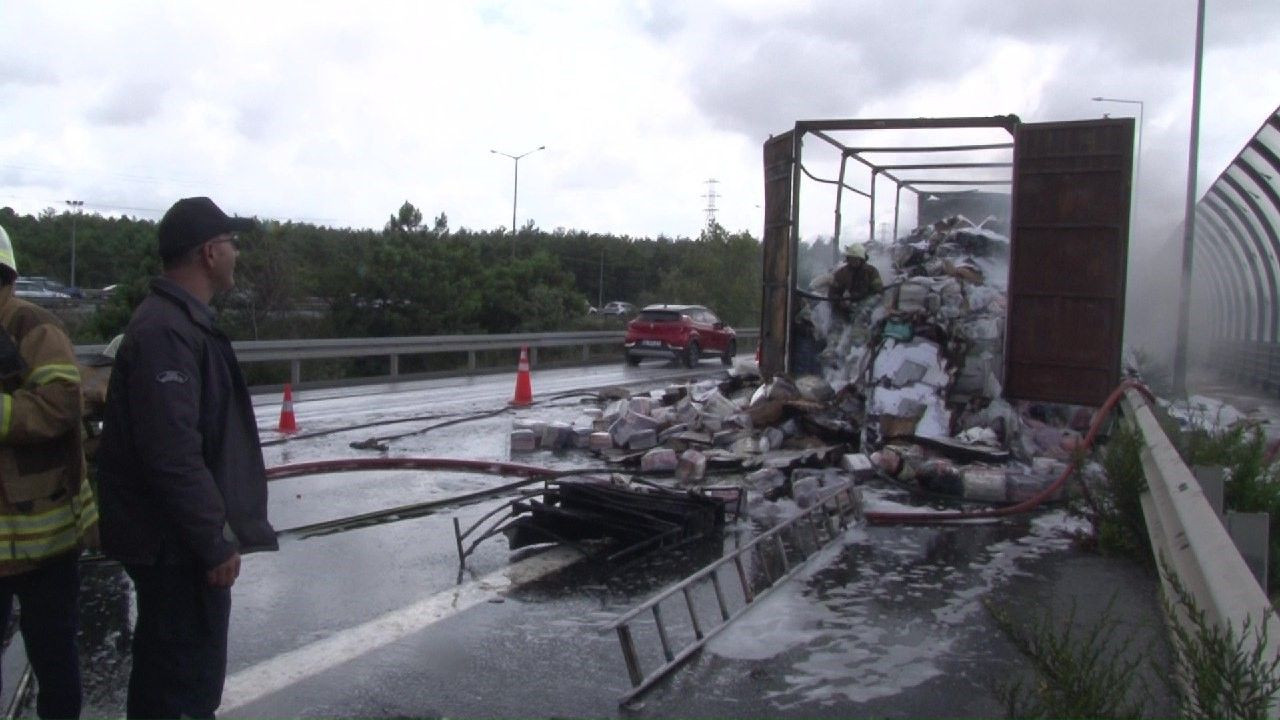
[36,496,1165,718]
[11,366,1170,717]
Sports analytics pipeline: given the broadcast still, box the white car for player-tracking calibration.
[600,301,635,317]
[14,279,71,300]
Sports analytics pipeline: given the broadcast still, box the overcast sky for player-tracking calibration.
[1,0,1277,246]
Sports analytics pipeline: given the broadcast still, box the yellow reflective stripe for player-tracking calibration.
[0,501,82,535]
[0,394,10,441]
[76,509,98,536]
[72,480,98,534]
[0,525,79,562]
[0,490,97,562]
[25,364,80,388]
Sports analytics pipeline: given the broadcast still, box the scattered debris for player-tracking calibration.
[1163,394,1255,433]
[454,477,738,568]
[501,215,1135,553]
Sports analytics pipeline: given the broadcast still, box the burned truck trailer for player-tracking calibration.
[760,115,1135,408]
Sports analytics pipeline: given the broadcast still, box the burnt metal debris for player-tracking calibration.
[502,479,728,557]
[451,477,744,571]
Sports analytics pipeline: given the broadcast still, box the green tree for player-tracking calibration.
[385,201,423,234]
[2,202,765,343]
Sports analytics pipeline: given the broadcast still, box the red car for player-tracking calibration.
[624,304,737,367]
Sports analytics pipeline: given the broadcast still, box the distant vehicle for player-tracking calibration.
[14,278,72,300]
[600,301,635,317]
[624,304,736,368]
[25,276,78,297]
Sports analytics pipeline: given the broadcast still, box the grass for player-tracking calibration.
[1070,423,1151,562]
[1160,562,1280,720]
[1077,403,1280,594]
[986,597,1151,719]
[988,566,1280,719]
[1178,423,1280,595]
[991,403,1280,717]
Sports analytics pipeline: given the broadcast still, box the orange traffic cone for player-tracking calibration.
[510,346,533,406]
[277,383,299,433]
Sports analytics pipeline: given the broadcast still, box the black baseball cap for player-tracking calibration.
[157,197,255,261]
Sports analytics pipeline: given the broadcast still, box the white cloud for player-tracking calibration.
[0,0,1275,244]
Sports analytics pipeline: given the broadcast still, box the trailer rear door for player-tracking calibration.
[1005,118,1134,406]
[759,131,797,379]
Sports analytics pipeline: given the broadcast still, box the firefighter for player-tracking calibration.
[827,244,883,314]
[0,224,99,719]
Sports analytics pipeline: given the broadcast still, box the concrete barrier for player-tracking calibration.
[1122,388,1279,709]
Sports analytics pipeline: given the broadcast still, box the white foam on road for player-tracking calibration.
[217,546,584,716]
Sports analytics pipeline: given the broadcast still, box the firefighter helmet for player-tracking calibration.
[843,244,868,261]
[0,225,16,281]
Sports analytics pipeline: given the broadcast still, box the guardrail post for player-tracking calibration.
[290,359,301,387]
[1225,512,1270,590]
[530,347,538,367]
[583,344,590,362]
[390,354,399,377]
[468,351,476,371]
[1192,466,1225,519]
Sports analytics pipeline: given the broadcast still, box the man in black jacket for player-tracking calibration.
[96,197,277,719]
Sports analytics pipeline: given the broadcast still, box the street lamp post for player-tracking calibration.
[490,145,545,257]
[64,199,83,288]
[1172,0,1207,397]
[1091,96,1144,192]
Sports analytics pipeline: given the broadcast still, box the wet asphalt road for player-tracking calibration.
[23,359,1171,718]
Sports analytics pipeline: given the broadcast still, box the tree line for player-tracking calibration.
[0,202,763,345]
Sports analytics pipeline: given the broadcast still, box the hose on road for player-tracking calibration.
[266,456,567,482]
[266,456,749,539]
[260,410,458,447]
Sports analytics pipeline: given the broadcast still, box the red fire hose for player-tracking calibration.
[864,379,1155,525]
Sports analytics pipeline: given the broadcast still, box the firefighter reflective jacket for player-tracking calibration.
[0,284,98,575]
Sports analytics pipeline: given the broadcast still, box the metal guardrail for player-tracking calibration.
[1214,340,1280,395]
[603,481,862,705]
[1121,388,1280,690]
[77,328,761,386]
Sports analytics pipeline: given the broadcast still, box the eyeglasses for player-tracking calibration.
[207,235,239,250]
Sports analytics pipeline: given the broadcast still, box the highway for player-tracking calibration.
[27,360,1171,718]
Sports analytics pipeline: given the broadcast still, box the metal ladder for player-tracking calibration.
[602,481,863,704]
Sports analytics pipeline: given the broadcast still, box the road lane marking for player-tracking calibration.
[217,546,584,716]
